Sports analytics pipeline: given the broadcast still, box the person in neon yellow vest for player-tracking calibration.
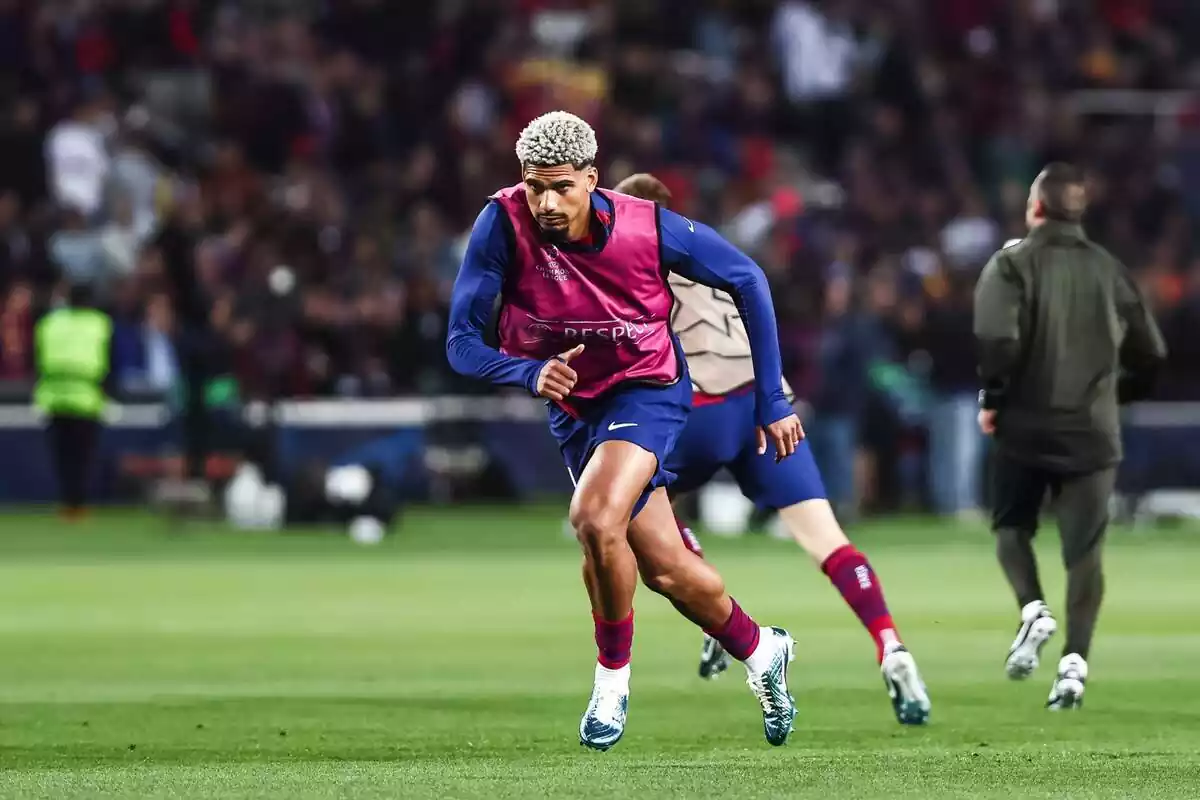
[34,284,114,519]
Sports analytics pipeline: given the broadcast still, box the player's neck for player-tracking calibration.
[565,201,594,242]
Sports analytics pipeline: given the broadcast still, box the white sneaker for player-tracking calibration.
[743,627,797,746]
[1047,653,1088,710]
[1006,600,1057,680]
[881,646,931,725]
[579,663,629,751]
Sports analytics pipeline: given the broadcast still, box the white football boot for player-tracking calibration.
[881,645,932,725]
[1006,600,1058,680]
[743,627,798,746]
[579,662,629,751]
[1047,653,1088,710]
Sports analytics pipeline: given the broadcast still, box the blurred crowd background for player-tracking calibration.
[2,0,1199,515]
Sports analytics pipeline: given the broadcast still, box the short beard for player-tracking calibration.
[536,216,571,241]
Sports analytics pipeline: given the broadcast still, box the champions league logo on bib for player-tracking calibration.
[536,245,569,282]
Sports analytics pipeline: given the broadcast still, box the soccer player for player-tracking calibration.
[446,112,801,750]
[975,163,1166,709]
[611,173,931,726]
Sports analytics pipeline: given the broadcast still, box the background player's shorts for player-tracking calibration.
[548,380,691,519]
[666,388,826,510]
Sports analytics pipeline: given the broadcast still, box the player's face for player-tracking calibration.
[523,164,598,241]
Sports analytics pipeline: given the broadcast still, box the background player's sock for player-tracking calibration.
[821,545,900,663]
[594,611,633,669]
[705,599,761,662]
[675,514,703,557]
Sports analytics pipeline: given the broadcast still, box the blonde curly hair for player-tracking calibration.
[515,111,598,168]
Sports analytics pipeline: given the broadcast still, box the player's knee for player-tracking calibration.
[570,499,626,553]
[995,526,1035,546]
[638,565,672,597]
[1064,537,1103,574]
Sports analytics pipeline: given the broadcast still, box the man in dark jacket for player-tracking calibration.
[974,162,1167,710]
[924,271,986,517]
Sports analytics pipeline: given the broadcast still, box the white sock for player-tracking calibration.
[742,628,776,674]
[1021,599,1049,621]
[1058,653,1088,678]
[880,629,903,656]
[594,661,631,688]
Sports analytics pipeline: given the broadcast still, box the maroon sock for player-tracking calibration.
[675,514,704,557]
[594,610,634,669]
[705,599,761,661]
[821,544,900,663]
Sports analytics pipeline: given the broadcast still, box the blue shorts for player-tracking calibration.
[665,388,826,510]
[549,380,692,519]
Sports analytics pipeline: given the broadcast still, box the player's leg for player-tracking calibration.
[660,402,734,679]
[672,513,734,679]
[567,379,701,750]
[580,510,701,609]
[569,440,646,620]
[629,490,728,627]
[567,438,656,751]
[627,488,796,746]
[1045,467,1116,710]
[574,391,714,625]
[584,506,732,678]
[991,452,1057,679]
[732,420,929,724]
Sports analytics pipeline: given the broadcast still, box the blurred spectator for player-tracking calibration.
[48,210,104,286]
[921,270,985,516]
[108,113,167,241]
[807,266,868,518]
[0,191,33,287]
[44,89,114,220]
[0,280,34,381]
[941,193,1001,271]
[97,194,142,281]
[1,98,47,211]
[121,293,179,396]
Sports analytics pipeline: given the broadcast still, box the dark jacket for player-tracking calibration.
[923,303,978,395]
[973,221,1167,472]
[813,312,874,416]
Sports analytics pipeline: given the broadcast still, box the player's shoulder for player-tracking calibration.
[605,188,656,209]
[983,239,1022,271]
[656,207,701,244]
[1078,236,1125,272]
[489,183,525,202]
[465,198,517,260]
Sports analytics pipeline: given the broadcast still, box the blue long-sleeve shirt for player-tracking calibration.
[446,192,793,426]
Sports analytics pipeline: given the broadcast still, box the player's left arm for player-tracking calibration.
[973,251,1024,410]
[446,203,548,394]
[659,208,801,457]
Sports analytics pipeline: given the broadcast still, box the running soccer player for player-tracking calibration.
[611,173,931,726]
[446,112,800,751]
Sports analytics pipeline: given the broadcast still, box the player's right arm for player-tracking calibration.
[973,251,1024,411]
[445,202,581,399]
[1114,264,1167,404]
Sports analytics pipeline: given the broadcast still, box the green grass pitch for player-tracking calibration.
[0,506,1198,799]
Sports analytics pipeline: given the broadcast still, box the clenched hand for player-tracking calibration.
[536,344,585,401]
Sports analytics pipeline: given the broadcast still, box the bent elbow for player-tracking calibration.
[444,332,472,377]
